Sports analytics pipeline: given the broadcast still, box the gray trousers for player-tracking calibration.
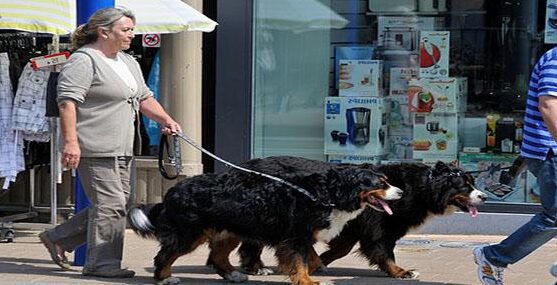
[46,156,132,271]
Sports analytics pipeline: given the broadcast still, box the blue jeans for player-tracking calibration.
[484,154,557,267]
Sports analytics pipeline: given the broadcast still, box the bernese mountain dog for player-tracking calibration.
[225,161,487,279]
[128,156,403,285]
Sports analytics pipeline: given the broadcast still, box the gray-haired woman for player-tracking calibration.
[38,7,181,278]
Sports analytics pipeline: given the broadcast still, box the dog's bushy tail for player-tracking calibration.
[128,203,163,240]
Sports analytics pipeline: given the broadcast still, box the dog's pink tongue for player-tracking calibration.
[378,199,393,215]
[469,206,478,218]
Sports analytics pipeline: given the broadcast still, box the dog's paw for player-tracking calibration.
[224,270,248,283]
[157,276,180,285]
[399,270,420,279]
[255,267,274,275]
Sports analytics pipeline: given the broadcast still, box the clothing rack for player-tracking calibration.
[0,33,72,242]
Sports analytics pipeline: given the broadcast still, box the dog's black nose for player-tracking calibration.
[477,192,488,202]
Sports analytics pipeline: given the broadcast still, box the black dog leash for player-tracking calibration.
[160,132,335,208]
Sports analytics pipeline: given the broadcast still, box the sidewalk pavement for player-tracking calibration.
[1,228,556,285]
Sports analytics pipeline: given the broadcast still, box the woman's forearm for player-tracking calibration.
[59,101,78,145]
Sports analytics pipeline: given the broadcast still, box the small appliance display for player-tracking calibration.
[338,60,383,97]
[412,112,461,161]
[389,67,418,96]
[459,153,526,202]
[324,96,389,156]
[419,31,450,78]
[407,77,467,113]
[378,17,442,52]
[388,135,413,159]
[388,95,413,136]
[334,46,374,90]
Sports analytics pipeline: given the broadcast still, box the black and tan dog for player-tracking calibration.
[128,156,402,285]
[224,161,487,279]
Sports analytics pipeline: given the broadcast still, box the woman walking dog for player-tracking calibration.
[38,7,181,278]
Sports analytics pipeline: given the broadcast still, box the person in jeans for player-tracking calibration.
[474,47,557,285]
[38,7,181,278]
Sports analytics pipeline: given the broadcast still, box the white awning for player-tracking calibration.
[116,0,218,34]
[0,0,76,35]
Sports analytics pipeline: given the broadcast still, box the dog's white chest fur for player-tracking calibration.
[315,209,364,243]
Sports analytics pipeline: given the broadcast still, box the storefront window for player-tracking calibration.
[252,0,550,205]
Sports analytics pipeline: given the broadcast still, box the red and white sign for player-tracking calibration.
[30,51,70,70]
[142,34,161,48]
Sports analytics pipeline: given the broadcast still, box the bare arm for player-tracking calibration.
[139,97,182,135]
[539,95,557,143]
[59,101,80,169]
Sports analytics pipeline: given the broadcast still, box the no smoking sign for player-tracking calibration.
[142,34,161,48]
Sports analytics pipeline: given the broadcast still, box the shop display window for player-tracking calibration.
[252,0,551,205]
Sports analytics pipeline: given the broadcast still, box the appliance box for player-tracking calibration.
[389,67,418,96]
[324,96,389,156]
[412,112,461,160]
[339,60,383,97]
[378,16,443,52]
[419,31,450,78]
[388,135,413,159]
[369,0,417,12]
[327,154,385,165]
[407,77,467,113]
[459,153,526,202]
[334,46,374,90]
[421,155,458,166]
[388,95,413,136]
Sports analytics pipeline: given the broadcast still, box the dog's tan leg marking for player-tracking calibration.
[384,259,416,279]
[308,247,322,274]
[278,254,318,285]
[158,252,183,280]
[209,233,241,274]
[156,231,212,280]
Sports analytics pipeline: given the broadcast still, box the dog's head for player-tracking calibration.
[337,166,403,215]
[430,161,487,217]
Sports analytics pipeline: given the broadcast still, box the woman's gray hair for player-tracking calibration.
[71,7,135,50]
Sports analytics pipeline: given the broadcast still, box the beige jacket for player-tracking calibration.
[57,47,152,157]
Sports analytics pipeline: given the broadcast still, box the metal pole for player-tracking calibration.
[73,0,115,267]
[49,118,57,225]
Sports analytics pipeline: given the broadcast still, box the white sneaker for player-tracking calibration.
[473,246,505,285]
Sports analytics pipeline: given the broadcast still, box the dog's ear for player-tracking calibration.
[339,167,383,188]
[432,161,451,175]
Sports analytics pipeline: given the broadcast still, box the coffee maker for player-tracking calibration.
[346,107,371,145]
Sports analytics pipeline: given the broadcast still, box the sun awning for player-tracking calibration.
[116,0,218,34]
[0,0,76,35]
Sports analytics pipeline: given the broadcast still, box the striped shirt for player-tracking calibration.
[521,47,557,160]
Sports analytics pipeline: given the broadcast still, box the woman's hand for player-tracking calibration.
[61,142,81,169]
[161,119,182,135]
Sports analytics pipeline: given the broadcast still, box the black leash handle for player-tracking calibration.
[158,134,182,180]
